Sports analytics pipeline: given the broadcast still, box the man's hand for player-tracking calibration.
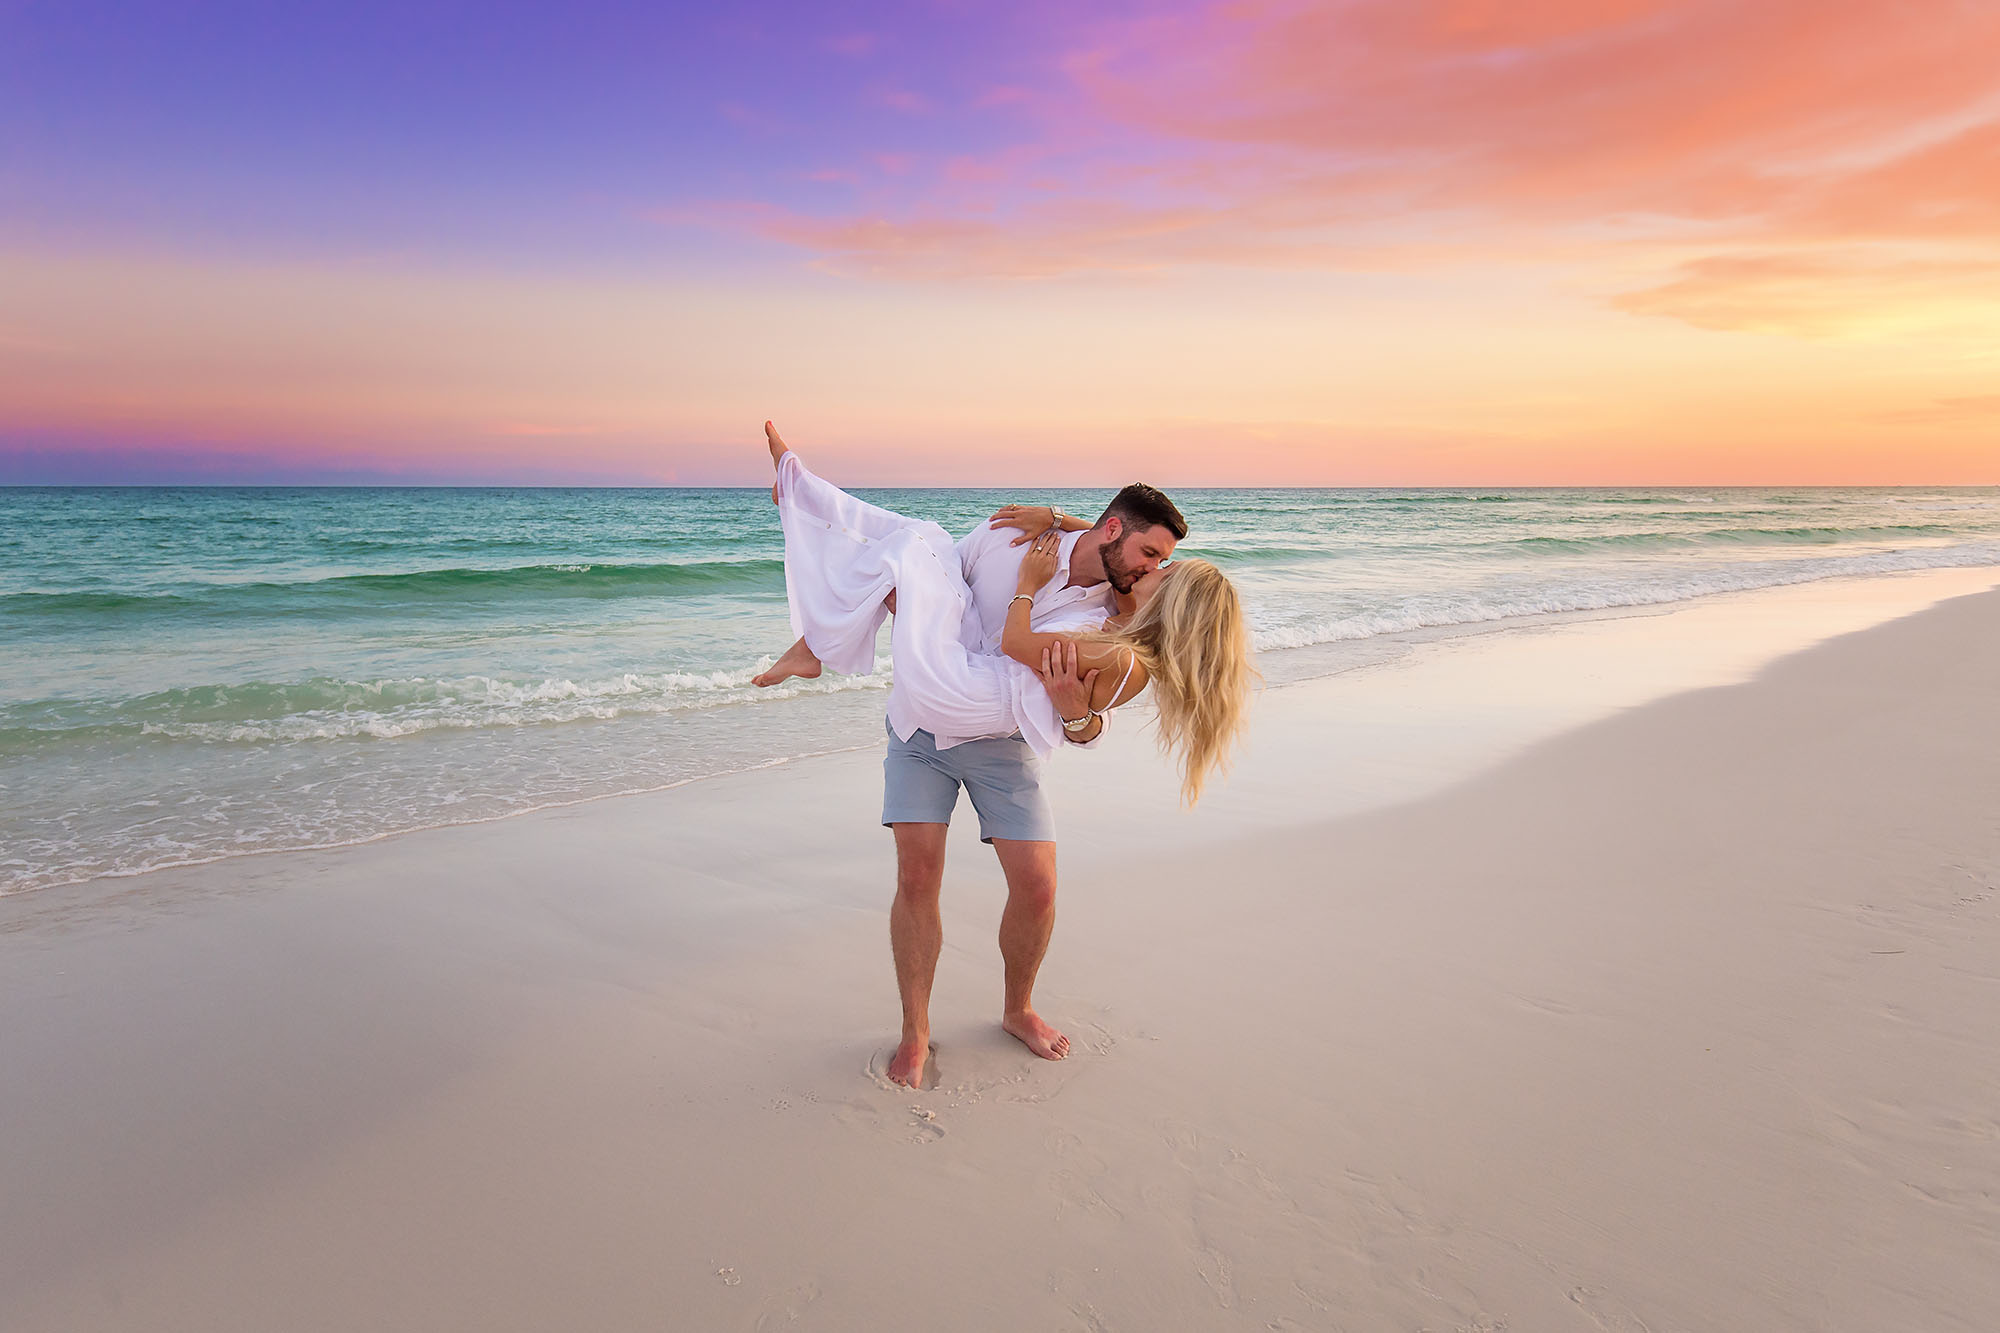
[988,504,1057,547]
[1038,639,1099,732]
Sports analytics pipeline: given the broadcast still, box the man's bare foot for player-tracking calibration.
[1002,1009,1071,1061]
[752,636,822,688]
[887,1035,930,1087]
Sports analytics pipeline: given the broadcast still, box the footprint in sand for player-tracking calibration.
[1066,1300,1112,1333]
[1191,1244,1237,1309]
[864,1044,939,1092]
[1161,1117,1204,1170]
[753,1282,821,1330]
[1569,1285,1653,1332]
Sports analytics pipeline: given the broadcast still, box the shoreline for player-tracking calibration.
[11,562,1998,901]
[4,570,1998,1329]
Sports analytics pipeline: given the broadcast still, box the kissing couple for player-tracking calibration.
[753,422,1254,1088]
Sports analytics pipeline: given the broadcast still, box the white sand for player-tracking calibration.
[3,569,1998,1331]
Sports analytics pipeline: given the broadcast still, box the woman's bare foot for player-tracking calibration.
[752,636,822,688]
[1001,1008,1071,1061]
[765,421,792,503]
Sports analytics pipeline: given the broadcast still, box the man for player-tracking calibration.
[881,484,1187,1089]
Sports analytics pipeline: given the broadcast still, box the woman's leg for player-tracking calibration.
[756,422,912,677]
[755,425,831,685]
[765,422,926,541]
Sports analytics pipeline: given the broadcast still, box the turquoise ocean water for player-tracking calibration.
[4,485,1999,895]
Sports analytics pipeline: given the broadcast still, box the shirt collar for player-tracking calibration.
[1052,529,1108,600]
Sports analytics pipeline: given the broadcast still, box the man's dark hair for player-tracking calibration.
[1095,483,1188,541]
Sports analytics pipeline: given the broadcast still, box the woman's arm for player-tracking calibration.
[999,534,1149,712]
[1000,531,1074,666]
[987,503,1092,548]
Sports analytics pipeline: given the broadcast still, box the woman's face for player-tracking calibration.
[1130,564,1171,608]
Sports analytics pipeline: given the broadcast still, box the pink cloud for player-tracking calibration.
[942,143,1055,185]
[690,0,2000,335]
[496,423,610,437]
[827,32,879,57]
[870,87,933,115]
[716,100,782,134]
[727,196,1368,279]
[975,84,1034,108]
[1065,0,2000,235]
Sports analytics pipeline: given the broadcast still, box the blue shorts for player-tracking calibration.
[881,722,1055,844]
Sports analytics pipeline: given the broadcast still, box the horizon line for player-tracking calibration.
[5,481,1998,492]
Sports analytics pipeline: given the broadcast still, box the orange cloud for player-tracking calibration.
[1868,394,2000,426]
[711,0,2000,333]
[1785,120,2000,242]
[1612,251,2000,337]
[1078,0,2000,223]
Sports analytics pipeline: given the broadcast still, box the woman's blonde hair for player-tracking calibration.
[1095,558,1256,805]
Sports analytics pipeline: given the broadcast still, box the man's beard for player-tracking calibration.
[1101,539,1140,595]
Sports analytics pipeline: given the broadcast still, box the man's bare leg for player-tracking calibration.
[752,637,821,688]
[991,838,1070,1060]
[887,822,948,1087]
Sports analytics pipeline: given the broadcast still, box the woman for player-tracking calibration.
[755,423,1254,804]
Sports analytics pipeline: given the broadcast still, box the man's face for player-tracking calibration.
[1100,520,1177,596]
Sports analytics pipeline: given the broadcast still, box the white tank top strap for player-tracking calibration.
[1093,648,1142,717]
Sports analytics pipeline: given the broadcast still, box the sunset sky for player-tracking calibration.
[2,0,1996,485]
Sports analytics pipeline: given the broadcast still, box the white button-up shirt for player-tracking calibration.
[899,522,1114,750]
[954,522,1115,654]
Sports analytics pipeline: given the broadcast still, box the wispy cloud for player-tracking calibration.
[869,87,933,116]
[698,0,2000,333]
[495,422,611,437]
[1613,251,2000,337]
[1868,394,2000,426]
[826,32,879,58]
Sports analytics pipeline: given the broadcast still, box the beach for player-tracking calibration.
[4,565,1997,1331]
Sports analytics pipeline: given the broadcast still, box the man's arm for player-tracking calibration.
[987,504,1093,547]
[1038,640,1104,746]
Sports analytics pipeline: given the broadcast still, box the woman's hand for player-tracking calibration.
[1016,529,1060,592]
[988,504,1056,547]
